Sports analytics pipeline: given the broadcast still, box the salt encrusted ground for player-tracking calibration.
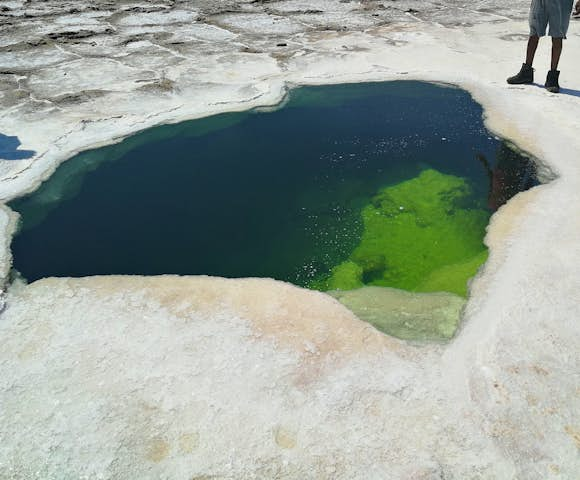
[0,1,579,479]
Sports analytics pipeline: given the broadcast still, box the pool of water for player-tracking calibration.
[9,81,539,298]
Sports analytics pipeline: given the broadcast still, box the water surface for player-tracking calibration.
[10,81,539,294]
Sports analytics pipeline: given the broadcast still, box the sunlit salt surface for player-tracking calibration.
[10,82,538,308]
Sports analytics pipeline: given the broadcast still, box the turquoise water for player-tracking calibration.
[9,82,538,291]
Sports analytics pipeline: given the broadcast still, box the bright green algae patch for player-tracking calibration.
[312,169,490,298]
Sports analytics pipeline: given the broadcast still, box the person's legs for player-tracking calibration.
[509,0,571,92]
[526,35,540,66]
[546,36,563,93]
[507,36,537,84]
[551,37,563,70]
[544,0,574,92]
[507,0,545,85]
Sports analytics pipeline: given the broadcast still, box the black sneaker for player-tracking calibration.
[545,70,560,93]
[507,63,534,85]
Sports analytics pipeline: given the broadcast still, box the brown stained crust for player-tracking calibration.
[24,274,405,358]
[12,276,411,388]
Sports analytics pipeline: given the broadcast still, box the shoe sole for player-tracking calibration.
[507,80,534,85]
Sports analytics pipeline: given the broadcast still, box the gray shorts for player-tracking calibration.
[529,0,574,38]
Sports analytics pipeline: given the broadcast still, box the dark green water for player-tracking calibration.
[9,82,538,293]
